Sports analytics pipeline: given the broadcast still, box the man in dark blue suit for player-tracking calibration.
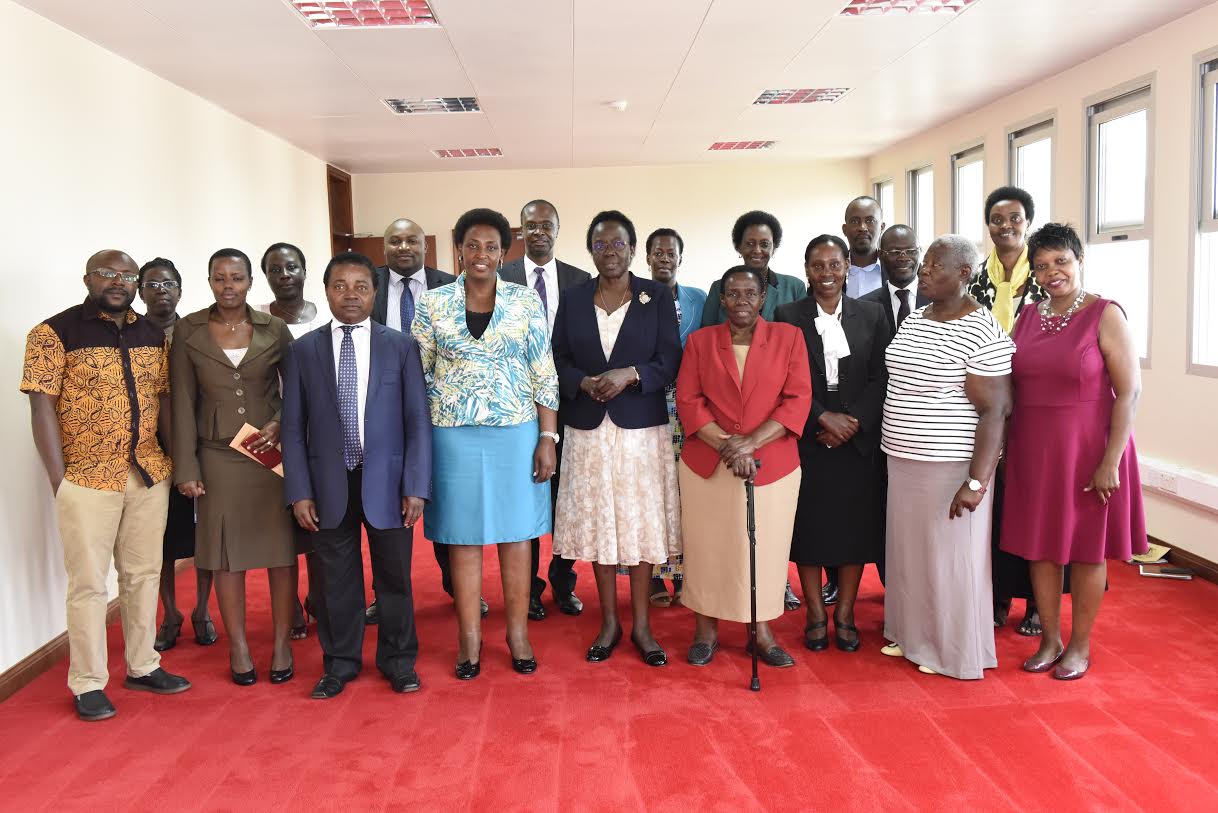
[282,251,432,699]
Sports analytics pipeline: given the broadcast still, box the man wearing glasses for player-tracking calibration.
[499,199,591,620]
[862,224,928,335]
[21,250,192,722]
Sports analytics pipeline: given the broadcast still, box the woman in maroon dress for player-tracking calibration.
[1000,223,1147,681]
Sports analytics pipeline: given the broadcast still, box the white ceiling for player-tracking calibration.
[17,0,1215,173]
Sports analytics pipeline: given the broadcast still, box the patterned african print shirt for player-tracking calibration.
[21,299,172,491]
[411,276,559,427]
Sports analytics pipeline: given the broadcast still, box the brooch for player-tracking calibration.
[639,292,651,304]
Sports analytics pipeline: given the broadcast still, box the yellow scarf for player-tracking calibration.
[986,244,1030,333]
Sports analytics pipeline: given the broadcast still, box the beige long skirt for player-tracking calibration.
[679,460,800,623]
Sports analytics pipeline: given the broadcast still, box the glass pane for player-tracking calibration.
[878,181,895,225]
[1195,232,1218,366]
[1097,109,1147,231]
[954,159,984,245]
[915,168,934,250]
[1085,239,1149,358]
[1016,136,1052,226]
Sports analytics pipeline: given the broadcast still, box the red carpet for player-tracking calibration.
[3,537,1218,812]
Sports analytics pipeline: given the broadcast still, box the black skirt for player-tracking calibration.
[789,391,884,567]
[163,488,196,562]
[991,467,1075,598]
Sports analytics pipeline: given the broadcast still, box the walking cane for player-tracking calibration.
[746,459,761,692]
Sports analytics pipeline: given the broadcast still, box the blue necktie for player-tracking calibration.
[533,268,548,316]
[338,325,362,471]
[399,277,415,334]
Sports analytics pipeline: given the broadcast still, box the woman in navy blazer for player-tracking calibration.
[551,211,683,666]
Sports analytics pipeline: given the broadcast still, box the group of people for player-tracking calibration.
[22,189,1147,722]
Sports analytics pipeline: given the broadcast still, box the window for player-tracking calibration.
[951,144,985,246]
[1008,119,1053,226]
[873,178,895,225]
[1193,59,1218,369]
[1086,85,1153,359]
[907,165,934,250]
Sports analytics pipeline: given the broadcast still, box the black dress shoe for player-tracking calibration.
[821,581,839,606]
[455,660,481,680]
[747,642,796,668]
[804,620,829,652]
[74,689,116,722]
[632,638,667,667]
[365,601,379,626]
[389,670,421,693]
[481,597,489,618]
[833,619,861,652]
[528,597,547,621]
[512,656,538,674]
[269,661,295,684]
[784,581,802,611]
[687,640,719,665]
[311,674,346,699]
[586,629,623,663]
[124,667,192,694]
[555,592,583,616]
[192,615,218,646]
[231,667,257,686]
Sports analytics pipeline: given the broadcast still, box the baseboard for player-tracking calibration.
[0,559,194,704]
[1160,536,1218,585]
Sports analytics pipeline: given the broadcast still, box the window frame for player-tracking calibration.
[906,163,935,250]
[872,176,895,224]
[950,141,985,243]
[1188,49,1218,377]
[1005,113,1056,226]
[1082,75,1156,367]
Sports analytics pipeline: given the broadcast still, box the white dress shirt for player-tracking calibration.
[329,318,371,446]
[387,267,427,332]
[886,279,918,329]
[526,257,559,333]
[846,260,883,298]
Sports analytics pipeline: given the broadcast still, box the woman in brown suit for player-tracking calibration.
[171,248,301,686]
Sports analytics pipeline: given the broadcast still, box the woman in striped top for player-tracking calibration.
[880,235,1014,680]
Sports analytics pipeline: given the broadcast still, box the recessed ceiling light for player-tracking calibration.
[432,148,503,159]
[290,1,438,29]
[708,141,776,151]
[754,88,849,105]
[839,0,977,15]
[383,97,480,114]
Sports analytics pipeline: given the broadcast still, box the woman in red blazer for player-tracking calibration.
[676,266,812,669]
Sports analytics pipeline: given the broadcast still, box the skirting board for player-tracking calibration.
[1161,536,1218,585]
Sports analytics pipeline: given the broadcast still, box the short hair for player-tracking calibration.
[719,264,766,294]
[323,251,378,287]
[645,227,684,256]
[138,257,181,287]
[454,208,513,253]
[804,234,849,264]
[521,199,559,225]
[880,223,917,246]
[1027,222,1084,265]
[208,248,252,276]
[845,195,883,218]
[731,210,783,250]
[984,185,1035,224]
[585,210,637,253]
[260,242,307,273]
[928,235,980,272]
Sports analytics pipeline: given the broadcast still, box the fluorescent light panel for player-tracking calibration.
[432,148,503,159]
[383,97,480,114]
[290,1,438,29]
[708,141,776,151]
[754,88,849,105]
[839,0,977,15]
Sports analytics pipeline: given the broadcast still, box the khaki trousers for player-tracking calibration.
[55,469,169,694]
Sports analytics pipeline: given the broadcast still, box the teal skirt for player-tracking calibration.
[424,420,552,546]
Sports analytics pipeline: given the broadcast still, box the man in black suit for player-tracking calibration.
[499,199,591,620]
[860,224,928,335]
[366,218,464,623]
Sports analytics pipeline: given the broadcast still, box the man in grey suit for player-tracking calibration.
[499,199,590,620]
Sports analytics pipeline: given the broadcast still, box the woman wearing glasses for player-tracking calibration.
[139,258,217,651]
[551,211,683,666]
[677,266,812,669]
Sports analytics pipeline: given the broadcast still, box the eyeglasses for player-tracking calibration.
[142,280,181,292]
[882,248,920,259]
[524,222,556,234]
[89,269,140,284]
[591,239,628,254]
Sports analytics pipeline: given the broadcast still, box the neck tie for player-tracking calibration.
[533,268,548,315]
[399,277,415,334]
[896,288,911,328]
[338,325,363,471]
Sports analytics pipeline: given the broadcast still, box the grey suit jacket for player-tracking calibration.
[371,265,455,326]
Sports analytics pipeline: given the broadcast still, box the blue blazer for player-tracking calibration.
[281,321,432,531]
[552,275,682,431]
[674,283,708,347]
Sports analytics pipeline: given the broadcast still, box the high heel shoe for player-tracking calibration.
[290,598,310,641]
[512,656,538,674]
[270,658,295,684]
[804,620,828,652]
[455,644,481,681]
[231,666,257,686]
[833,617,861,652]
[586,628,623,663]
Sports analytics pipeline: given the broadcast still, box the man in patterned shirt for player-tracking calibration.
[22,249,191,722]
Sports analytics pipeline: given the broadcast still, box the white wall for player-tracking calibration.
[866,1,1218,561]
[0,1,331,674]
[353,160,869,292]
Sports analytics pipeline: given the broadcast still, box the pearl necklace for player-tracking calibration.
[1037,289,1086,334]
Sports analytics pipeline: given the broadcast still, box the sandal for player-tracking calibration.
[1017,609,1043,637]
[649,579,673,608]
[192,615,218,646]
[804,619,828,652]
[154,616,182,652]
[290,598,310,641]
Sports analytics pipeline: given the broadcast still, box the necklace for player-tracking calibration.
[218,316,249,332]
[596,284,630,313]
[1038,289,1086,334]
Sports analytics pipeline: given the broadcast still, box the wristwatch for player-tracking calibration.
[540,431,560,444]
[965,478,985,493]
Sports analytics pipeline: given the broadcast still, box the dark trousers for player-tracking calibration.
[433,542,453,596]
[307,469,417,681]
[530,421,577,601]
